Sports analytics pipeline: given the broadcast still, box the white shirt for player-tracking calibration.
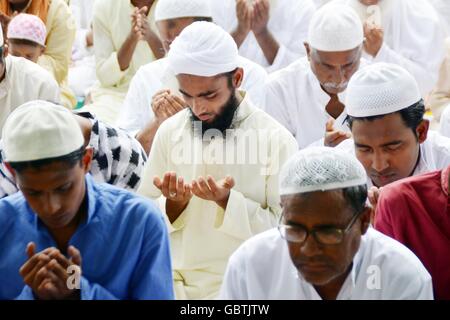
[211,0,316,72]
[260,57,350,149]
[0,56,60,137]
[137,95,298,299]
[219,228,433,300]
[338,130,450,187]
[339,0,446,97]
[117,56,268,135]
[439,105,450,138]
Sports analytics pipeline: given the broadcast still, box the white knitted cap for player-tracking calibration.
[155,0,212,22]
[346,63,422,117]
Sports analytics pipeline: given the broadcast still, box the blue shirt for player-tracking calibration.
[0,175,174,300]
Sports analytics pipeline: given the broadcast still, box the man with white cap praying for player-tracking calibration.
[137,21,298,300]
[117,0,267,155]
[334,0,446,97]
[0,101,174,300]
[219,147,433,300]
[260,3,363,149]
[0,23,60,137]
[340,62,450,190]
[210,0,316,72]
[0,110,148,198]
[80,0,163,125]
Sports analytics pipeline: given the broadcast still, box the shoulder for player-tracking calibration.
[10,57,56,83]
[0,193,31,228]
[229,228,286,267]
[361,228,431,282]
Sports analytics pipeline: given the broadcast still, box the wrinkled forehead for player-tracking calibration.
[281,191,354,226]
[312,46,362,66]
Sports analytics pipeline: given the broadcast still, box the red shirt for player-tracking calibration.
[375,166,450,300]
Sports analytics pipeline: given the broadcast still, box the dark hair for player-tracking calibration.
[342,184,368,215]
[193,17,213,23]
[216,68,239,89]
[347,100,426,138]
[9,146,86,173]
[8,38,42,48]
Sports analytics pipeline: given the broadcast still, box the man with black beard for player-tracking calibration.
[137,21,298,300]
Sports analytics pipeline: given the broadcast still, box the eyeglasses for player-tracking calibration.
[278,211,361,245]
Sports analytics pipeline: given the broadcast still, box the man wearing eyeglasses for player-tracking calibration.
[219,147,433,300]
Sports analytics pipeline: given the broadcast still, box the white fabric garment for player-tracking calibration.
[259,57,353,149]
[211,0,316,72]
[155,0,212,21]
[82,0,159,125]
[439,104,450,138]
[337,130,450,187]
[337,0,446,97]
[137,95,298,299]
[69,0,96,98]
[117,56,268,135]
[219,228,433,299]
[0,56,60,138]
[428,0,450,35]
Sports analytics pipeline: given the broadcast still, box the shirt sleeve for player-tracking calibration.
[117,68,155,134]
[213,130,298,241]
[93,2,127,88]
[218,249,249,300]
[266,0,315,72]
[37,0,76,85]
[128,211,174,300]
[38,73,61,104]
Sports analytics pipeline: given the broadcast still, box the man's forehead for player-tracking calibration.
[177,74,225,95]
[314,47,361,64]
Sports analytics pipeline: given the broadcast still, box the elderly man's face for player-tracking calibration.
[351,112,428,187]
[281,190,369,287]
[11,150,93,231]
[306,44,362,95]
[157,17,197,53]
[177,68,244,135]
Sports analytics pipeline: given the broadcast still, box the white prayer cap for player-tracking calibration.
[308,2,363,52]
[2,101,84,162]
[279,147,367,196]
[155,0,212,22]
[346,63,422,117]
[167,21,239,77]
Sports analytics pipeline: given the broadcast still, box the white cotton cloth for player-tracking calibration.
[168,21,239,76]
[308,1,363,52]
[155,0,212,22]
[2,101,84,162]
[346,62,421,117]
[219,228,433,299]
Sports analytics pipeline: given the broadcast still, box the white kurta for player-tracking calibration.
[211,0,316,72]
[219,228,433,300]
[337,130,450,187]
[69,0,96,98]
[260,57,350,149]
[137,95,298,299]
[0,56,60,137]
[439,106,450,138]
[117,56,268,135]
[339,0,446,97]
[82,0,159,124]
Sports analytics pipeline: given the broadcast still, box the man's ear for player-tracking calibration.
[304,42,311,62]
[416,119,429,144]
[233,67,244,88]
[359,206,371,235]
[82,147,94,173]
[4,162,15,178]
